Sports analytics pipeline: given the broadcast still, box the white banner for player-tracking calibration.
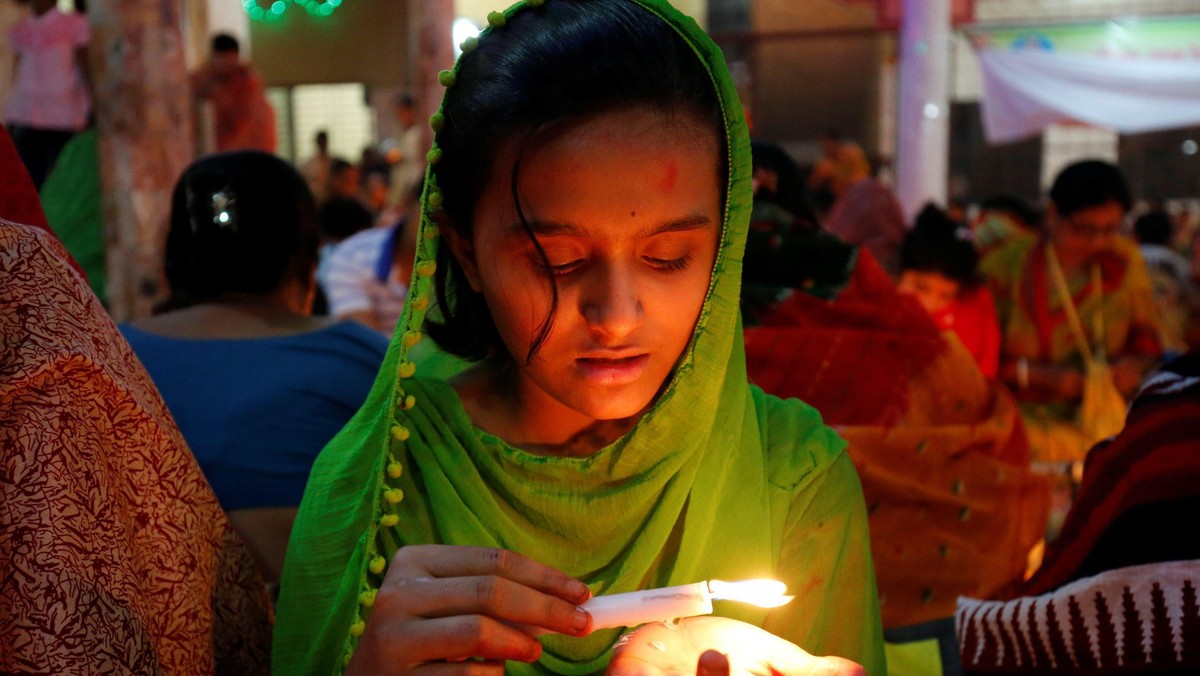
[970,19,1200,144]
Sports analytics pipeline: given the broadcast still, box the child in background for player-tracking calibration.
[273,1,884,674]
[898,204,1001,377]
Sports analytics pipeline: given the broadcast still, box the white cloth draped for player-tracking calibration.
[976,49,1200,144]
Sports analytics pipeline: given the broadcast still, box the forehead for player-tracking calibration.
[904,269,958,289]
[1061,200,1125,224]
[492,109,722,181]
[481,109,723,237]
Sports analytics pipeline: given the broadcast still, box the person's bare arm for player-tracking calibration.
[338,309,382,333]
[190,59,219,98]
[1112,354,1158,398]
[1000,357,1084,402]
[74,45,94,122]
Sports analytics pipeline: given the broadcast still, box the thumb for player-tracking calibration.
[697,650,729,676]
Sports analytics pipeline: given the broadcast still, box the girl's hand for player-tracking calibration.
[606,617,864,676]
[346,545,592,675]
[1050,366,1085,400]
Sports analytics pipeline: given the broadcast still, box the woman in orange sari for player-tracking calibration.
[745,243,1050,633]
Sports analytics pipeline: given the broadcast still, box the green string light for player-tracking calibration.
[242,0,345,22]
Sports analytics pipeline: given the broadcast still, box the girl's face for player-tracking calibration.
[451,108,721,424]
[897,269,960,315]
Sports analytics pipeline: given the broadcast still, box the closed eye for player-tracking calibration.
[535,258,585,277]
[644,253,693,272]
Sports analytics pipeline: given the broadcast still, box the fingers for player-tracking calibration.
[807,656,867,676]
[382,574,591,636]
[358,546,594,668]
[411,661,506,676]
[348,613,542,673]
[388,615,543,664]
[356,544,593,668]
[389,545,590,604]
[605,654,667,676]
[758,649,865,676]
[697,650,730,676]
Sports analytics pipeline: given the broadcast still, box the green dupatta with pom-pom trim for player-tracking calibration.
[272,1,885,674]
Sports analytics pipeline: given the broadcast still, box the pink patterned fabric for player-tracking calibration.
[5,8,91,130]
[0,220,271,673]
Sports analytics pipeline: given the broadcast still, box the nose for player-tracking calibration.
[580,261,643,342]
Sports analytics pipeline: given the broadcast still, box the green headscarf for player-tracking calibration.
[274,1,885,674]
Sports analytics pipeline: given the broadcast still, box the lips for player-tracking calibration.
[574,354,650,386]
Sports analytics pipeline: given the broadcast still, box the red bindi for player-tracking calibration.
[658,160,678,193]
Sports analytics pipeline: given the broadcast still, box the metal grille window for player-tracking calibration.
[267,83,376,166]
[1041,124,1120,190]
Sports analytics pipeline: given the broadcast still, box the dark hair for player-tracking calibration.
[330,158,355,177]
[315,130,329,144]
[900,203,979,286]
[363,168,391,187]
[319,197,374,243]
[427,0,726,362]
[163,151,318,309]
[212,33,240,54]
[1049,160,1131,218]
[1133,211,1173,246]
[751,141,815,227]
[979,193,1041,230]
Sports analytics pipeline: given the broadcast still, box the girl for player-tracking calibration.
[897,204,1001,378]
[274,1,884,674]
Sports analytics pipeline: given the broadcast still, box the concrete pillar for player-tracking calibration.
[895,0,950,221]
[410,0,454,155]
[90,0,193,320]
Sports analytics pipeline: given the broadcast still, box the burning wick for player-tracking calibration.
[578,579,793,631]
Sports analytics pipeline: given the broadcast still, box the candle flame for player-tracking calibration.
[707,579,794,608]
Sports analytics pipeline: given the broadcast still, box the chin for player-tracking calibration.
[563,385,657,422]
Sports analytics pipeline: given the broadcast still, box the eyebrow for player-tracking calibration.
[509,212,714,239]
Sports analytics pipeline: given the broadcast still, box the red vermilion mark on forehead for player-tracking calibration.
[658,160,679,194]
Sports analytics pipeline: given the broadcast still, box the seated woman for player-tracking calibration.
[274,1,884,674]
[1,127,271,672]
[120,151,389,586]
[745,248,1049,633]
[982,160,1164,464]
[898,204,1001,378]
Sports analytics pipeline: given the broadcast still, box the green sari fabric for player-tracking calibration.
[273,1,885,674]
[41,129,105,302]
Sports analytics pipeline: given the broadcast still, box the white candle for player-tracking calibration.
[583,582,713,630]
[578,579,793,631]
